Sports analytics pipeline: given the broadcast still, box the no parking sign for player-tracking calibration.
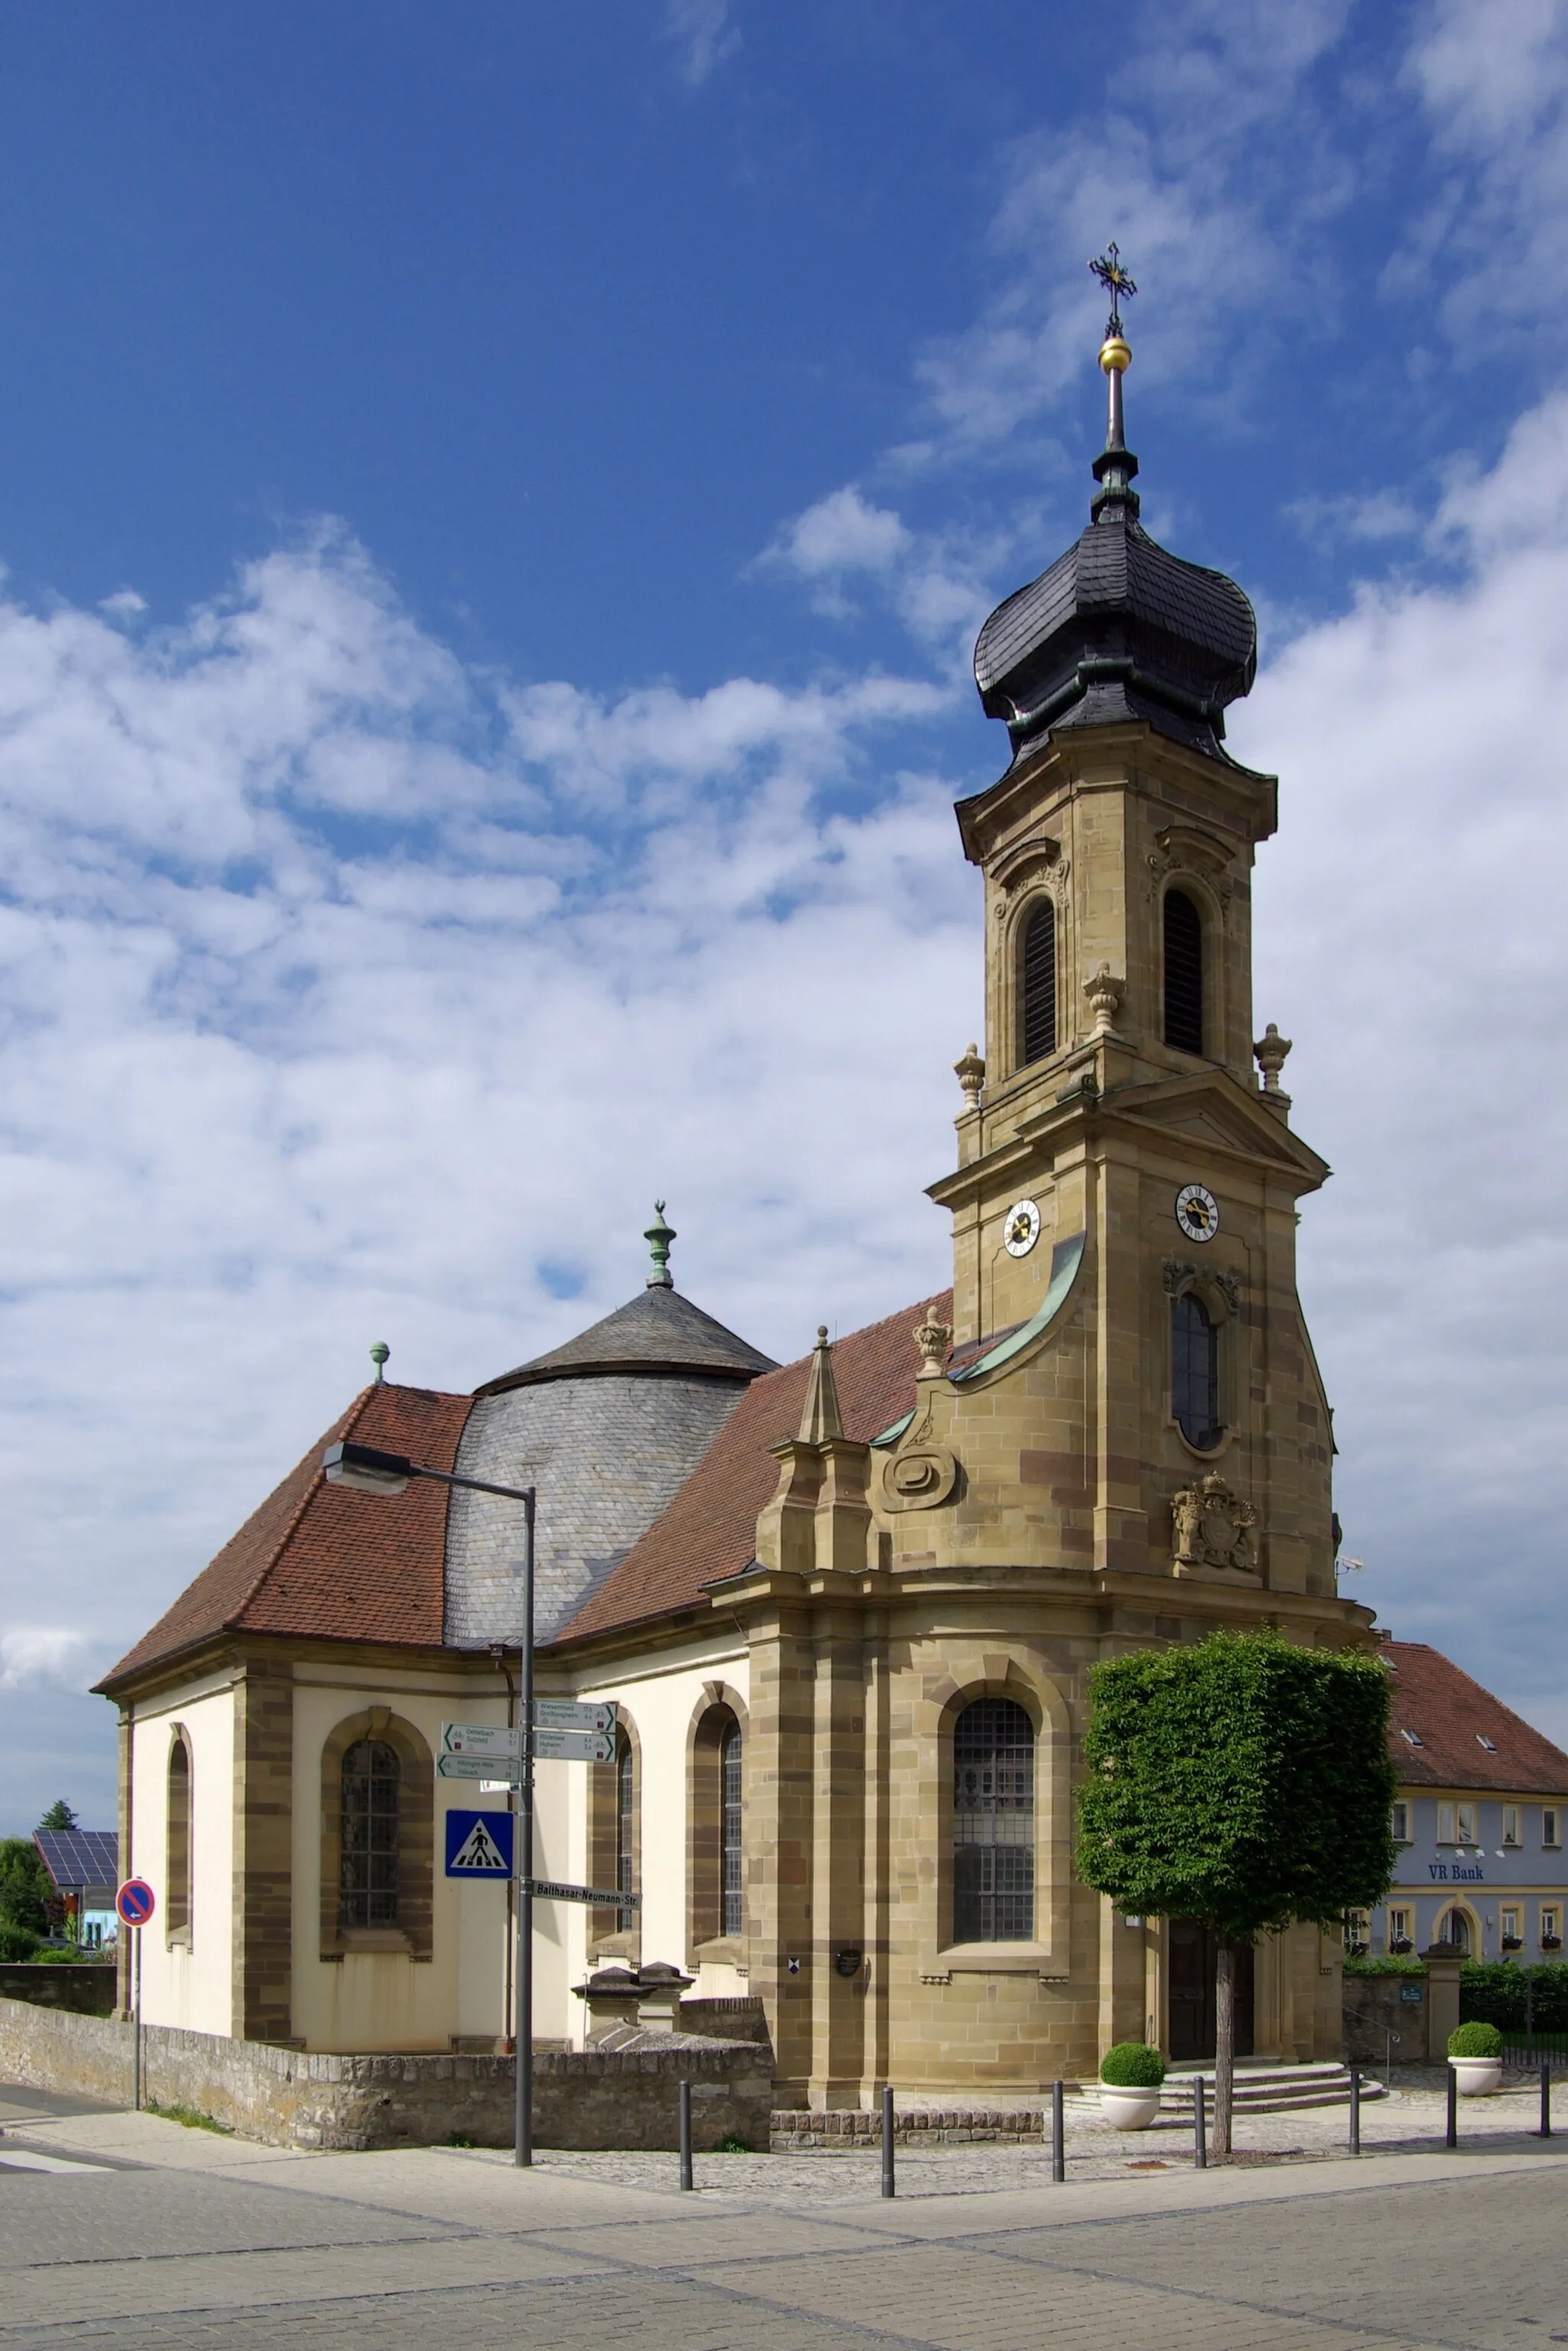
[116,1877,155,1928]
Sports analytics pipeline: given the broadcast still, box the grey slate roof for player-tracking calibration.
[476,1282,776,1396]
[972,465,1257,769]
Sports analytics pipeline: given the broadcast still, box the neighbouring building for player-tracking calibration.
[98,297,1380,2101]
[1346,1640,1568,1967]
[34,1829,120,1950]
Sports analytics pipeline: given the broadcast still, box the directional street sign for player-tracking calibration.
[531,1728,616,1764]
[116,1877,155,1928]
[531,1700,617,1735]
[530,1878,641,1908]
[444,1810,515,1879]
[440,1722,523,1759]
[438,1753,521,1782]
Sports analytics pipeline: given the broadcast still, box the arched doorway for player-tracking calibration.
[1168,1920,1255,2062]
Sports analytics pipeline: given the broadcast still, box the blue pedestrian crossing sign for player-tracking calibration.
[444,1809,514,1878]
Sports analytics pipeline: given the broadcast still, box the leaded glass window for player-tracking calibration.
[952,1697,1034,1942]
[341,1739,400,1928]
[1021,900,1057,1065]
[720,1719,743,1938]
[616,1734,635,1930]
[1163,888,1204,1055]
[1171,1291,1221,1448]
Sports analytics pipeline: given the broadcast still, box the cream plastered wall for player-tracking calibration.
[292,1664,514,2055]
[126,1677,236,2038]
[541,1642,750,2043]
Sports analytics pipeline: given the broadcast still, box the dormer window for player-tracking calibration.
[1399,1727,1423,1746]
[1476,1735,1497,1752]
[1163,889,1204,1055]
[1020,900,1057,1066]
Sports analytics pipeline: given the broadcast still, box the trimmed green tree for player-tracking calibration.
[36,1799,78,1833]
[1076,1630,1396,2156]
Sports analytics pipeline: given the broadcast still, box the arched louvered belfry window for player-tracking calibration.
[166,1732,192,1938]
[341,1739,400,1928]
[952,1697,1034,1942]
[1163,887,1204,1055]
[1020,899,1057,1066]
[1171,1291,1221,1449]
[720,1719,743,1936]
[616,1733,636,1931]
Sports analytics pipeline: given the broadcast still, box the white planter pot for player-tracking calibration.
[1451,2056,1503,2097]
[1098,2083,1162,2130]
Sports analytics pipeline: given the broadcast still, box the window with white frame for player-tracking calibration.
[1387,1905,1413,1951]
[1343,1909,1370,1953]
[1541,1904,1561,1948]
[1390,1801,1410,1842]
[1503,1806,1522,1847]
[1456,1802,1477,1845]
[1544,1807,1562,1850]
[1437,1802,1457,1844]
[1501,1905,1522,1947]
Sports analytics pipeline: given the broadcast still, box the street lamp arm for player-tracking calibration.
[323,1441,534,1510]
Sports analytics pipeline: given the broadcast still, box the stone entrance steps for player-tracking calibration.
[1159,2062,1384,2113]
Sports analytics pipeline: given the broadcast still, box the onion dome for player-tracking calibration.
[973,269,1256,769]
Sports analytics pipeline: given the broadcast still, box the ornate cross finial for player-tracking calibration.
[369,1340,389,1385]
[1089,242,1137,339]
[645,1200,675,1288]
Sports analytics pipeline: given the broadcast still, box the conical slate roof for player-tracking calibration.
[475,1280,777,1396]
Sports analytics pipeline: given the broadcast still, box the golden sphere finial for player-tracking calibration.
[1099,334,1132,375]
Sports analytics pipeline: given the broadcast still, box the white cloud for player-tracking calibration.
[662,0,738,87]
[765,488,910,583]
[0,1629,90,1690]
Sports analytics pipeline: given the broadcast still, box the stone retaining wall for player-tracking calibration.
[0,1998,770,2152]
[0,1964,116,2016]
[1343,1974,1427,2067]
[770,2107,1049,2150]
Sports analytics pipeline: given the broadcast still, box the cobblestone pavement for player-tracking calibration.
[3,2082,1567,2349]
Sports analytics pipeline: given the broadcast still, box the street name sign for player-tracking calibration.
[531,1700,617,1734]
[531,1727,616,1764]
[530,1878,640,1908]
[444,1811,515,1878]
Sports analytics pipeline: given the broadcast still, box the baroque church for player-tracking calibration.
[99,300,1370,2104]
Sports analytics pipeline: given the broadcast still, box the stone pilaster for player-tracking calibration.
[231,1656,294,2045]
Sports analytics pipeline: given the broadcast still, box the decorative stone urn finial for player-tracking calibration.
[369,1341,389,1385]
[1253,1022,1292,1091]
[914,1312,952,1380]
[953,1043,985,1112]
[1083,964,1125,1037]
[645,1200,675,1288]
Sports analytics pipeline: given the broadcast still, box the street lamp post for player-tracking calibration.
[324,1439,537,2167]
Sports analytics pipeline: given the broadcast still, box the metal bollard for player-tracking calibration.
[678,2080,693,2191]
[1542,2062,1553,2140]
[880,2085,896,2199]
[1052,2078,1065,2183]
[1194,2076,1207,2170]
[1446,2064,1457,2150]
[1348,2062,1361,2157]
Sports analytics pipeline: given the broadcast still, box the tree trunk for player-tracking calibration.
[1213,1937,1235,2159]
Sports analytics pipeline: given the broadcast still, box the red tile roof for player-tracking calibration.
[1381,1639,1568,1797]
[556,1291,952,1644]
[97,1382,472,1687]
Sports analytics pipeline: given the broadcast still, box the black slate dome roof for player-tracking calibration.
[475,1281,776,1396]
[974,426,1257,768]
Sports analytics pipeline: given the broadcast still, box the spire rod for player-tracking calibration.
[1087,243,1139,519]
[645,1200,675,1288]
[797,1324,844,1445]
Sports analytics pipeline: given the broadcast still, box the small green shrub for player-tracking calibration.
[1449,2020,1503,2059]
[1099,2041,1165,2088]
[716,2134,750,2153]
[446,2131,477,2148]
[0,1923,40,1963]
[145,2098,232,2134]
[1342,1954,1426,1977]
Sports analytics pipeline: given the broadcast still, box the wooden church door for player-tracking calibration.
[1167,1919,1255,2061]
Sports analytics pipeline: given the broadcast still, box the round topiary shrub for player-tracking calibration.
[1100,2041,1166,2088]
[1449,2020,1503,2058]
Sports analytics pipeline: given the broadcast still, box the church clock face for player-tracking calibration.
[1002,1198,1042,1257]
[1174,1183,1219,1244]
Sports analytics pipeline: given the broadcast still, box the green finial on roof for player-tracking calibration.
[370,1341,390,1385]
[645,1200,675,1289]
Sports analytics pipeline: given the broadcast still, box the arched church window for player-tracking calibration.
[1020,900,1057,1065]
[952,1696,1034,1942]
[166,1732,192,1940]
[1163,888,1204,1055]
[1171,1291,1221,1449]
[616,1733,636,1931]
[341,1739,400,1929]
[720,1719,743,1937]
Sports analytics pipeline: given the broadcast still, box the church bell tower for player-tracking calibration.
[909,256,1341,1602]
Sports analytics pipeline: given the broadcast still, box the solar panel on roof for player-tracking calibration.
[34,1830,119,1891]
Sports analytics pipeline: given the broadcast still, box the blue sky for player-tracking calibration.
[4,0,1568,1829]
